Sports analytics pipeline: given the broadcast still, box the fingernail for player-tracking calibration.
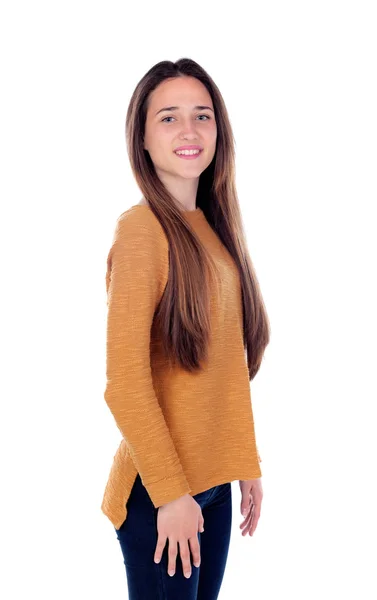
[184,571,191,578]
[168,570,175,577]
[154,558,160,564]
[242,510,247,516]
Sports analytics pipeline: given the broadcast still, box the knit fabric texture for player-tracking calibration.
[101,204,262,530]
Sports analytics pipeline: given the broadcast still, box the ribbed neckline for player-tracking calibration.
[182,207,204,218]
[132,204,205,220]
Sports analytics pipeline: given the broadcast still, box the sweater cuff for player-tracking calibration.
[144,472,192,508]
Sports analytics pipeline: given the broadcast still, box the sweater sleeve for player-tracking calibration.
[104,207,192,507]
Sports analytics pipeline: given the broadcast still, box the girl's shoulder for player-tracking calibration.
[113,202,167,249]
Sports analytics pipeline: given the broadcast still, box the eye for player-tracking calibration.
[161,114,211,123]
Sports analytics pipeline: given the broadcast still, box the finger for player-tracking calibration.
[239,503,252,528]
[189,535,201,568]
[154,534,167,564]
[179,539,192,579]
[249,504,261,536]
[243,503,259,537]
[198,516,205,533]
[247,504,256,535]
[167,538,178,576]
[241,505,254,536]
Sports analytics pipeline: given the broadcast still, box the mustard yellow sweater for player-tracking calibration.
[101,204,262,530]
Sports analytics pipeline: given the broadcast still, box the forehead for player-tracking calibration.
[147,76,213,109]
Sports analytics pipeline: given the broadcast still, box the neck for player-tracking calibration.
[155,168,199,212]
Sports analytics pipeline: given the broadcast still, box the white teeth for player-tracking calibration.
[175,149,201,155]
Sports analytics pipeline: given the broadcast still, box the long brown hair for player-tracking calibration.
[125,58,270,380]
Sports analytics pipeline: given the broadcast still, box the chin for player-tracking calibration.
[177,169,204,179]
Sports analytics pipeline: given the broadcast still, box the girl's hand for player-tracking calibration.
[154,494,204,579]
[238,478,263,537]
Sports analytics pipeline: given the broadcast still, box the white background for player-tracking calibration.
[1,1,376,598]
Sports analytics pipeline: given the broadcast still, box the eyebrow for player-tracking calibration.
[155,105,214,116]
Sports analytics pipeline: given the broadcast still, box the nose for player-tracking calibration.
[179,118,199,138]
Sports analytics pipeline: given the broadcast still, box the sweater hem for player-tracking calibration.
[101,468,262,530]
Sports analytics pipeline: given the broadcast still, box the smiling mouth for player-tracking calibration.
[174,149,203,159]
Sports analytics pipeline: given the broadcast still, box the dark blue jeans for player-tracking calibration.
[114,473,232,599]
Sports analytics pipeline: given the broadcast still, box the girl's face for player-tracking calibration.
[143,76,217,182]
